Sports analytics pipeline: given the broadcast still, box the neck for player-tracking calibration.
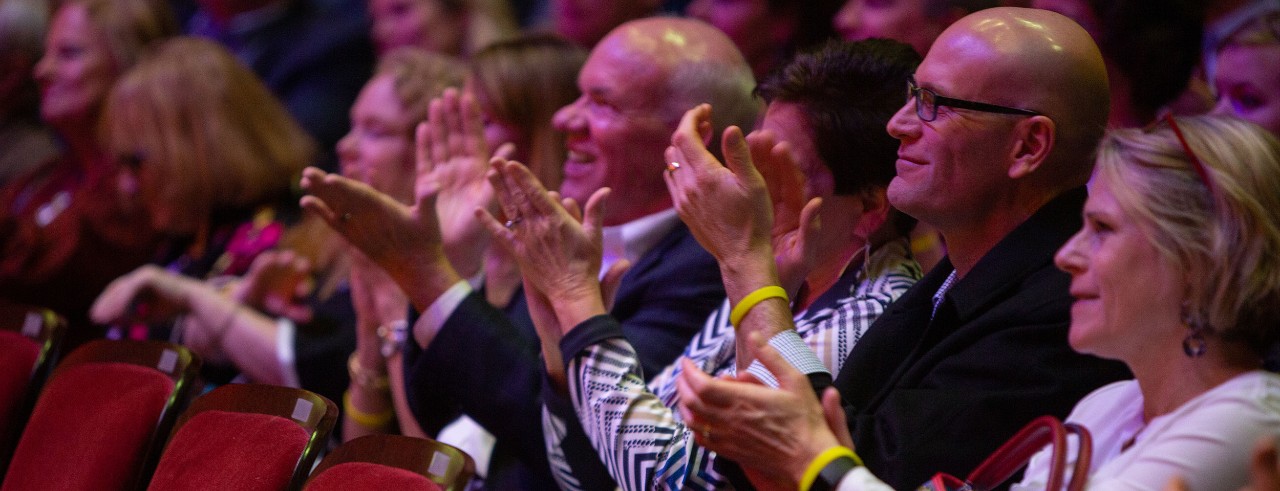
[938,189,1055,278]
[799,235,866,311]
[1129,339,1257,421]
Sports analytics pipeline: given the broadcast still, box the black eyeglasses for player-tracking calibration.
[907,76,1041,122]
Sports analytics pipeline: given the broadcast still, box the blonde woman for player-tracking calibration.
[0,0,174,348]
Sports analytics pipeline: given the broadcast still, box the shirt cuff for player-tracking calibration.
[275,318,300,388]
[412,280,473,349]
[743,329,829,387]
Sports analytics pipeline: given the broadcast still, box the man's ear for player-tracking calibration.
[1007,115,1055,179]
[853,188,890,239]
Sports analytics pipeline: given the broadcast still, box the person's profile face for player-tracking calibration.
[551,35,675,224]
[337,75,416,203]
[1053,174,1185,360]
[834,0,941,57]
[759,102,834,200]
[883,36,1026,229]
[34,4,118,130]
[1212,43,1280,138]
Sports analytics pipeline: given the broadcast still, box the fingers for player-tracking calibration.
[797,196,823,254]
[719,125,756,178]
[442,89,467,160]
[582,187,610,236]
[427,96,449,166]
[299,195,338,226]
[415,121,432,177]
[600,258,631,312]
[460,90,488,157]
[476,206,516,255]
[821,388,854,449]
[493,142,517,161]
[670,104,714,173]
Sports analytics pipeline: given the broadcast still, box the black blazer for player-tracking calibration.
[832,188,1130,489]
[403,222,725,489]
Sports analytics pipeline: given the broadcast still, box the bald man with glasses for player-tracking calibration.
[675,7,1132,490]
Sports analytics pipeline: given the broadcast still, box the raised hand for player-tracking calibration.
[663,104,774,270]
[300,166,459,310]
[478,156,608,334]
[232,249,315,323]
[752,133,824,297]
[417,88,513,277]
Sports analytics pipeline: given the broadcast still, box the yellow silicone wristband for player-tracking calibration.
[729,286,789,328]
[343,390,394,428]
[799,446,863,491]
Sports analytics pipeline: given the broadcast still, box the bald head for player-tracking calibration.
[930,7,1109,185]
[552,17,758,225]
[598,17,759,131]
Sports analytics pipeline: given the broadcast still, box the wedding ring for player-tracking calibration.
[505,216,523,228]
[700,425,712,442]
[341,212,352,222]
[667,161,682,172]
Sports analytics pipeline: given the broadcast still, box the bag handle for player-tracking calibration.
[1064,423,1092,491]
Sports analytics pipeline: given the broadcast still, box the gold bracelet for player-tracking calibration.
[799,446,862,491]
[343,390,394,428]
[347,353,390,391]
[729,286,789,329]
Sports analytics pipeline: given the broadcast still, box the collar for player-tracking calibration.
[939,186,1086,322]
[599,208,680,277]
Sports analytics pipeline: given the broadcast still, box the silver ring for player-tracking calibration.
[504,216,522,228]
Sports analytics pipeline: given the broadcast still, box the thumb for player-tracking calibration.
[583,187,611,236]
[600,259,631,312]
[822,387,854,449]
[720,125,757,179]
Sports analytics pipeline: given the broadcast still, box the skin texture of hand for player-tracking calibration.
[676,332,846,489]
[478,156,608,333]
[90,264,198,325]
[753,134,824,298]
[231,250,315,323]
[300,166,459,311]
[663,104,775,285]
[418,88,514,278]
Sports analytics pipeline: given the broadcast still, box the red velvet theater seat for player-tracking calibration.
[146,384,336,491]
[304,434,475,491]
[1,340,199,491]
[0,304,65,474]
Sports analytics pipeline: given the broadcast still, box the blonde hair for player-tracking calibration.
[374,47,466,134]
[104,37,314,231]
[468,34,585,189]
[52,0,175,70]
[1096,115,1280,355]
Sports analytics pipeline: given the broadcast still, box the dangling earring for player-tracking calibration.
[1181,303,1209,358]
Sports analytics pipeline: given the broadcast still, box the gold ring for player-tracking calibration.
[667,161,682,172]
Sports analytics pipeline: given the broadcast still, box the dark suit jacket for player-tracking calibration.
[403,222,725,490]
[831,188,1130,489]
